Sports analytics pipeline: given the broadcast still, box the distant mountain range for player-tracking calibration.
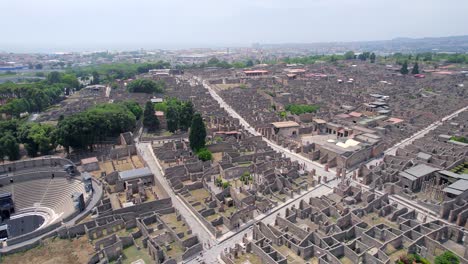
[259,35,468,54]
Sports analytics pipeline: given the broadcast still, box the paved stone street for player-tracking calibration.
[137,142,217,246]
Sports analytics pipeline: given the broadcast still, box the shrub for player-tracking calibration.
[434,251,459,264]
[222,181,231,189]
[197,148,212,161]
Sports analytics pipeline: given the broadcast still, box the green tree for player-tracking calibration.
[215,177,223,187]
[370,53,376,63]
[245,59,254,67]
[240,171,252,184]
[127,79,165,94]
[400,61,409,74]
[434,251,459,264]
[122,101,143,119]
[411,62,420,74]
[222,181,231,189]
[55,102,137,152]
[189,113,206,151]
[91,71,100,84]
[136,61,170,73]
[0,120,19,137]
[358,52,370,61]
[143,101,160,132]
[61,73,80,89]
[179,101,194,131]
[197,148,212,161]
[207,57,220,65]
[47,71,62,84]
[423,53,433,61]
[344,51,355,60]
[166,105,179,133]
[0,133,20,161]
[19,123,56,156]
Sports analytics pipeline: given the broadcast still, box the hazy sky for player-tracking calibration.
[3,0,468,52]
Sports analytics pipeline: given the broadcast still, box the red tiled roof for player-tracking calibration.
[243,70,268,74]
[81,157,98,164]
[387,117,404,124]
[349,112,363,117]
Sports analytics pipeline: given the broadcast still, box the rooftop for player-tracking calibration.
[81,157,98,164]
[349,111,363,117]
[443,179,468,195]
[243,70,268,74]
[387,117,404,124]
[313,118,327,124]
[438,170,468,181]
[401,164,440,181]
[119,167,153,181]
[271,121,300,128]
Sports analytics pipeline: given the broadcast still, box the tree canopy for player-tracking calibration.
[154,98,194,133]
[358,52,371,61]
[143,101,160,132]
[136,61,170,74]
[400,61,409,74]
[121,100,143,119]
[370,53,376,63]
[0,132,20,161]
[127,79,165,94]
[197,148,212,161]
[55,102,139,152]
[0,77,76,117]
[411,62,420,74]
[18,123,57,157]
[189,113,206,152]
[70,62,169,83]
[344,51,355,60]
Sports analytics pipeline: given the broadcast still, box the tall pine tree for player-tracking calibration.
[143,101,159,132]
[179,101,194,131]
[400,61,409,75]
[411,62,420,74]
[166,105,179,133]
[189,113,206,152]
[370,53,376,63]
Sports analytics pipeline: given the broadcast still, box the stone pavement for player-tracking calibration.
[136,142,216,247]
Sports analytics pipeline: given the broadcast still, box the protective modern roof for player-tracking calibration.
[404,164,439,178]
[81,157,98,164]
[271,121,300,128]
[119,167,153,181]
[443,179,468,195]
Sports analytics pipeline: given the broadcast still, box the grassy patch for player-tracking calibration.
[120,245,153,264]
[450,136,468,144]
[1,236,94,264]
[285,104,319,115]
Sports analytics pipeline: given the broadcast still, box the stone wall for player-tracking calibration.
[109,145,137,159]
[0,156,74,173]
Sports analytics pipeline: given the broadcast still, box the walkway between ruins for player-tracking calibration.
[385,105,468,156]
[186,184,335,264]
[361,105,468,169]
[136,142,217,247]
[194,76,336,182]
